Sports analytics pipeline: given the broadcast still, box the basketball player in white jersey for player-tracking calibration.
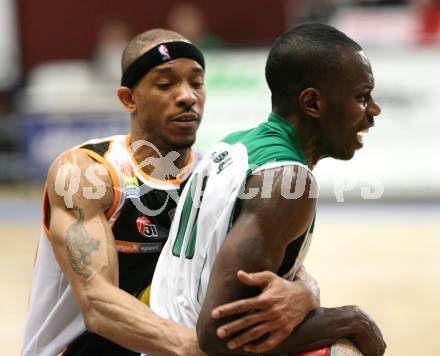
[151,24,386,356]
[23,29,319,356]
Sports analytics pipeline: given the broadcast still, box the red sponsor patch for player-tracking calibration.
[136,216,158,238]
[136,216,151,235]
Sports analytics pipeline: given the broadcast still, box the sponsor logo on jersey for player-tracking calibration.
[213,150,228,163]
[115,240,162,253]
[158,44,171,61]
[136,216,159,238]
[121,161,140,198]
[212,151,232,174]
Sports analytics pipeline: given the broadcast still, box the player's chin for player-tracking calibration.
[341,137,365,159]
[168,135,197,150]
[333,146,357,161]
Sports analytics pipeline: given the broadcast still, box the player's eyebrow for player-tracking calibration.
[191,67,204,74]
[151,67,173,75]
[352,82,374,91]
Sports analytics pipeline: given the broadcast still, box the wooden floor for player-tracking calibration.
[3,204,440,355]
[306,219,440,356]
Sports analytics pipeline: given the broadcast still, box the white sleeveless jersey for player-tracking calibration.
[150,113,317,327]
[23,134,202,356]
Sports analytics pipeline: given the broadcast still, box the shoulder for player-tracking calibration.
[46,148,114,212]
[48,148,111,176]
[240,164,317,243]
[76,135,125,157]
[224,126,306,168]
[246,164,317,204]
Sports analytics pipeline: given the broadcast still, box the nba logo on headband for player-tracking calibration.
[158,44,171,61]
[121,41,205,87]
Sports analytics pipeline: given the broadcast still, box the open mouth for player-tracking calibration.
[171,114,200,130]
[173,113,199,123]
[356,128,369,145]
[174,116,197,122]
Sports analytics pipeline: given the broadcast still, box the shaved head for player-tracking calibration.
[265,23,362,111]
[121,28,189,74]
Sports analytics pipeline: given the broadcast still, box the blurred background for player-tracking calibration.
[1,0,439,354]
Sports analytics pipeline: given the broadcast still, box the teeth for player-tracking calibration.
[356,129,369,144]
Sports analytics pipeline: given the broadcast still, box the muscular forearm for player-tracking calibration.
[200,306,358,355]
[273,307,357,353]
[82,277,197,355]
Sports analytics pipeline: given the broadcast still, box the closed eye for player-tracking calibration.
[192,81,204,89]
[157,82,172,90]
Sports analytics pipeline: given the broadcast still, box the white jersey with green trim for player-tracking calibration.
[150,113,317,327]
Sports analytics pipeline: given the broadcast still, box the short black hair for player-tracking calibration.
[265,23,362,110]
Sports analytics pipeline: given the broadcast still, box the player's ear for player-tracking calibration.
[299,88,321,118]
[117,86,136,113]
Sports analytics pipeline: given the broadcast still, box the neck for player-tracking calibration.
[273,110,321,169]
[129,133,191,179]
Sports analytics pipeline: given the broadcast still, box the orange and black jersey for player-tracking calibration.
[23,135,202,356]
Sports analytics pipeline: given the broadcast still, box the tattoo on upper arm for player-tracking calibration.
[65,207,100,278]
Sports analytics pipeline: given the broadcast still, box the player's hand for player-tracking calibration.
[211,270,319,353]
[294,265,320,306]
[347,305,386,356]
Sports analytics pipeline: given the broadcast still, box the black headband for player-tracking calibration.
[121,41,205,88]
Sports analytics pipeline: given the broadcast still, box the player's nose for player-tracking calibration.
[176,83,197,108]
[367,96,381,117]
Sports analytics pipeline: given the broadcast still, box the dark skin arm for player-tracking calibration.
[274,305,385,355]
[197,166,386,356]
[211,265,320,349]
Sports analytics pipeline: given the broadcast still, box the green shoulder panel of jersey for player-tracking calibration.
[222,112,307,170]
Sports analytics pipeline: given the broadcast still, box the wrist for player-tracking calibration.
[172,323,200,356]
[297,280,319,310]
[343,305,369,334]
